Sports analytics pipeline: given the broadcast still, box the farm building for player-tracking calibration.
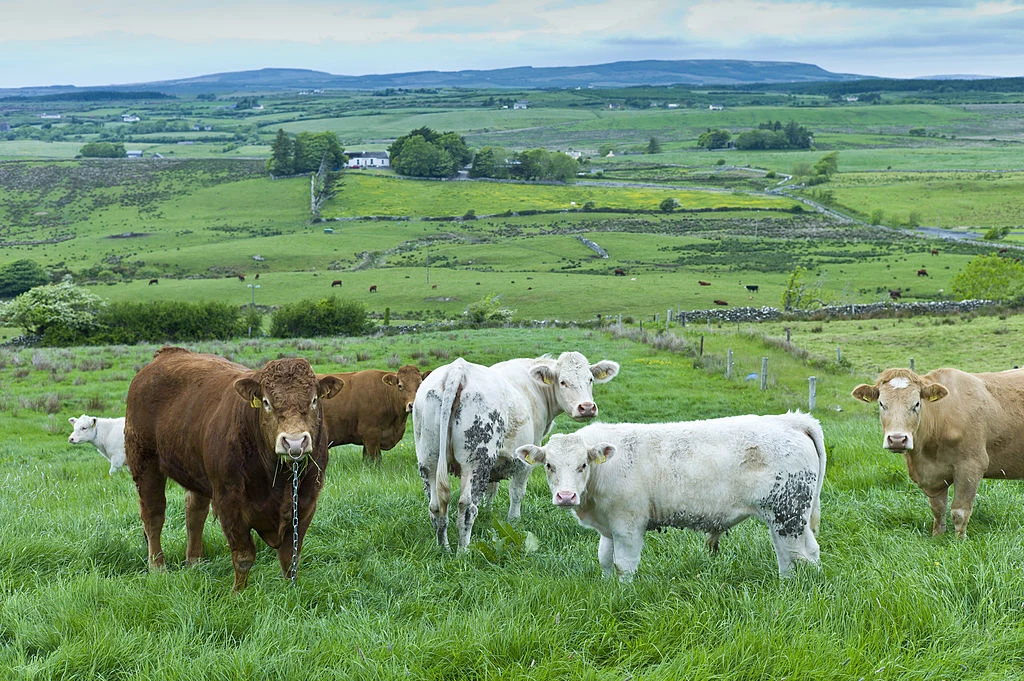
[347,151,390,169]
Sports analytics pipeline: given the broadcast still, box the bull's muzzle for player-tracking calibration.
[573,402,597,420]
[277,432,312,459]
[554,490,579,507]
[885,432,911,451]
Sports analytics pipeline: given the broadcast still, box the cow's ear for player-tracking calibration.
[590,361,620,383]
[589,442,616,464]
[234,377,263,407]
[319,376,344,400]
[90,418,97,427]
[851,384,879,403]
[68,417,76,425]
[530,365,555,385]
[517,444,544,465]
[421,370,431,380]
[922,383,949,402]
[382,373,398,386]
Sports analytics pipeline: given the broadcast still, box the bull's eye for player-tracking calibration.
[262,397,272,411]
[913,400,921,411]
[311,396,318,410]
[560,380,568,388]
[545,463,553,472]
[577,463,587,473]
[878,401,886,411]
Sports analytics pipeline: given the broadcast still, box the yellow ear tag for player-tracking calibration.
[593,452,607,465]
[594,370,607,380]
[928,394,941,402]
[251,396,261,409]
[524,452,536,465]
[543,375,553,385]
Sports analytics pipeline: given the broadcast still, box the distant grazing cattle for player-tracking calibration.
[999,248,1008,254]
[148,278,158,286]
[238,274,245,282]
[68,414,126,475]
[124,347,343,591]
[431,284,437,289]
[320,365,431,464]
[713,299,728,306]
[369,285,378,293]
[254,273,259,280]
[331,280,343,288]
[614,269,626,276]
[745,284,759,293]
[852,367,1024,538]
[698,280,712,286]
[414,352,620,550]
[889,289,902,300]
[930,249,940,256]
[517,412,826,579]
[917,269,929,277]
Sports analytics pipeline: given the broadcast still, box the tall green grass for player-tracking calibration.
[3,328,1024,679]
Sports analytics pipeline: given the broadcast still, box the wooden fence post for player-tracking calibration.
[761,357,768,391]
[726,348,733,378]
[809,376,817,411]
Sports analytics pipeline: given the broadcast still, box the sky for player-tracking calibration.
[0,0,1022,89]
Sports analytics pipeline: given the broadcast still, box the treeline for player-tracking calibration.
[79,142,126,158]
[741,77,1024,97]
[697,120,812,151]
[266,130,346,175]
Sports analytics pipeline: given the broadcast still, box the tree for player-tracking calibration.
[392,135,455,178]
[812,152,839,179]
[646,137,662,154]
[0,259,49,298]
[435,131,473,168]
[465,293,514,325]
[267,128,294,175]
[697,129,731,150]
[470,146,504,178]
[79,141,126,158]
[545,152,579,182]
[951,254,1024,302]
[0,282,106,340]
[779,266,834,311]
[293,131,345,174]
[659,198,679,213]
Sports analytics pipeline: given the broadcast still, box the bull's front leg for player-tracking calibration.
[925,486,949,536]
[597,534,615,577]
[610,524,646,582]
[360,430,383,465]
[951,464,985,538]
[221,516,257,591]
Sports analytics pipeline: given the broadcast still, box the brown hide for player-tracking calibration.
[852,366,1024,537]
[124,346,343,591]
[319,365,429,463]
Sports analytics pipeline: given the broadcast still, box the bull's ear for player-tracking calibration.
[589,442,616,464]
[530,365,555,385]
[922,383,949,402]
[517,444,545,465]
[319,376,344,400]
[68,417,76,425]
[90,418,97,427]
[234,377,262,408]
[851,384,879,403]
[421,370,431,380]
[590,360,620,383]
[382,373,398,386]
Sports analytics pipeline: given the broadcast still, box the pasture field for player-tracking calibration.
[3,328,1024,679]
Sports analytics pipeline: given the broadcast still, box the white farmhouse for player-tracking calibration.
[347,151,390,168]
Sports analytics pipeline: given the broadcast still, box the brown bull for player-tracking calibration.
[319,365,430,464]
[125,347,343,591]
[852,367,1024,538]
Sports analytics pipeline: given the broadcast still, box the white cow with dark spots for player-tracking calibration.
[517,412,826,579]
[413,352,620,550]
[68,414,126,475]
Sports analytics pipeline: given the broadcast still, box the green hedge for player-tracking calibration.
[42,300,245,345]
[269,297,369,338]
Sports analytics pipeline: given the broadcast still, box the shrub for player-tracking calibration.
[0,282,106,343]
[269,297,369,338]
[90,301,245,344]
[465,293,514,326]
[0,260,50,299]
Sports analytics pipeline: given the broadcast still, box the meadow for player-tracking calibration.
[3,326,1024,679]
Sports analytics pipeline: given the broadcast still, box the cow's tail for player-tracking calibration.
[803,417,828,536]
[435,359,465,526]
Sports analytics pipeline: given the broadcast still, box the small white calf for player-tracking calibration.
[68,414,126,474]
[518,412,826,579]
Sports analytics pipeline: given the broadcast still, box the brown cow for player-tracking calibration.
[889,289,902,300]
[369,285,378,293]
[148,278,158,285]
[698,280,711,286]
[930,249,940,256]
[852,367,1024,538]
[713,299,728,306]
[331,280,343,287]
[917,269,929,277]
[614,269,626,276]
[124,347,344,591]
[319,365,430,464]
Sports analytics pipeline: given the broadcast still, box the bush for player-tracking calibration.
[0,260,50,298]
[0,282,105,343]
[89,300,245,344]
[269,297,369,338]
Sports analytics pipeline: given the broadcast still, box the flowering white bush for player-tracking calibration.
[0,282,106,337]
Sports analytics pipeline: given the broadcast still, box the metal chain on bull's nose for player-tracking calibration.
[289,459,300,586]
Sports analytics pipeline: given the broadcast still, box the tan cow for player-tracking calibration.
[852,367,1024,537]
[319,365,430,464]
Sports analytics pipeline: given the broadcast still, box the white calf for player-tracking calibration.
[68,414,126,474]
[518,412,826,579]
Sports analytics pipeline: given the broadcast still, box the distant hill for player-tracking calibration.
[0,59,871,97]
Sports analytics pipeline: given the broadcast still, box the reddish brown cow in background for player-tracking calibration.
[852,367,1024,538]
[320,365,430,464]
[125,347,343,591]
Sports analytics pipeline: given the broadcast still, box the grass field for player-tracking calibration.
[3,327,1024,679]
